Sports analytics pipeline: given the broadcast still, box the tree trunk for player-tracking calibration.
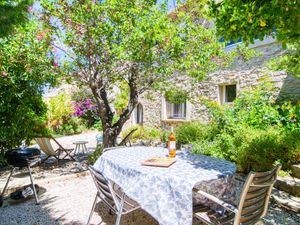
[90,65,140,148]
[103,127,118,148]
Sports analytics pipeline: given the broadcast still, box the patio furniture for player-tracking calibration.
[87,166,140,225]
[96,133,103,147]
[118,128,138,147]
[35,136,76,163]
[73,141,88,154]
[0,147,41,206]
[93,146,236,225]
[193,164,281,225]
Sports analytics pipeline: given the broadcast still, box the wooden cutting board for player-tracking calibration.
[142,157,177,167]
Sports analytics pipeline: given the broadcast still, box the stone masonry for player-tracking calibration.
[126,40,300,129]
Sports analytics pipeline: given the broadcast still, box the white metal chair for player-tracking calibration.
[87,166,140,225]
[193,164,281,225]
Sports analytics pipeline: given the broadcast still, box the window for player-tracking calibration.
[166,101,186,119]
[134,103,143,125]
[219,84,237,104]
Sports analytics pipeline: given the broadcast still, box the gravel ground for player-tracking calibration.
[0,131,99,189]
[0,175,299,225]
[1,131,299,225]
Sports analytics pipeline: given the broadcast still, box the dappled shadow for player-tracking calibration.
[0,185,84,225]
[0,147,96,187]
[93,201,159,225]
[177,151,235,178]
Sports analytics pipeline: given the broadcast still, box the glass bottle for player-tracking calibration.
[168,127,176,158]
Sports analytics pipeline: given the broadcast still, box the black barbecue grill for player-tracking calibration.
[0,147,41,207]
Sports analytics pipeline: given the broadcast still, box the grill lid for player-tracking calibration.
[5,148,41,167]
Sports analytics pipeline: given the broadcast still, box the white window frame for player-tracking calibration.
[219,83,237,105]
[161,97,191,121]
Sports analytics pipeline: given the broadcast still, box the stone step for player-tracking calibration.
[291,164,300,179]
[271,188,300,213]
[274,176,300,197]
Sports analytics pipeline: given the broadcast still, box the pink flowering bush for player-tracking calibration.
[71,98,98,128]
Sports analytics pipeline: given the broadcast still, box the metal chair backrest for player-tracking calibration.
[35,137,56,156]
[118,128,138,147]
[88,166,121,213]
[234,164,281,225]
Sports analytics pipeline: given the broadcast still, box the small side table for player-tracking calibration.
[73,141,88,154]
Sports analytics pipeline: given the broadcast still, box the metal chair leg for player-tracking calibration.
[115,212,122,225]
[27,166,39,205]
[115,197,124,225]
[87,195,98,225]
[1,167,15,196]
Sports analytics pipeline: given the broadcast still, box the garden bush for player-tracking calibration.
[56,117,85,135]
[175,121,218,145]
[88,145,103,164]
[195,82,300,172]
[46,92,74,132]
[121,125,161,142]
[193,126,300,172]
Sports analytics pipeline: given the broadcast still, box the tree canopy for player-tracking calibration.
[0,0,33,38]
[0,21,59,152]
[42,0,236,147]
[209,0,300,76]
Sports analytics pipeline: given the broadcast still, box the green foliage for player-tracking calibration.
[0,22,58,152]
[93,120,103,131]
[277,99,300,130]
[45,92,74,132]
[193,126,300,172]
[165,90,188,104]
[193,82,300,172]
[57,117,85,135]
[42,0,239,147]
[209,0,300,77]
[209,0,299,45]
[121,125,161,142]
[114,82,129,115]
[161,130,171,143]
[87,145,103,164]
[0,0,33,38]
[175,121,217,145]
[206,82,281,130]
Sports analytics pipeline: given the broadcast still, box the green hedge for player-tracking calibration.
[175,121,218,146]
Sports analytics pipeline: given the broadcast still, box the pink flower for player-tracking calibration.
[1,71,8,77]
[27,6,33,13]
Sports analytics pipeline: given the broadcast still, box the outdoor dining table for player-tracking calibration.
[93,146,236,225]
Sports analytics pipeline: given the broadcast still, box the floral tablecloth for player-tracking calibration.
[93,146,236,225]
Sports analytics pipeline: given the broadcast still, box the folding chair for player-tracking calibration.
[118,128,138,147]
[193,164,281,225]
[87,166,140,225]
[35,136,76,163]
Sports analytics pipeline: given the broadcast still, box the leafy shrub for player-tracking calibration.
[206,82,281,131]
[57,117,85,135]
[175,121,218,145]
[46,92,74,132]
[193,126,300,172]
[196,82,300,172]
[87,145,103,164]
[277,99,300,130]
[93,120,103,131]
[121,125,161,142]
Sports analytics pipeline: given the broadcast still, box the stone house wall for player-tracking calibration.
[125,40,300,130]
